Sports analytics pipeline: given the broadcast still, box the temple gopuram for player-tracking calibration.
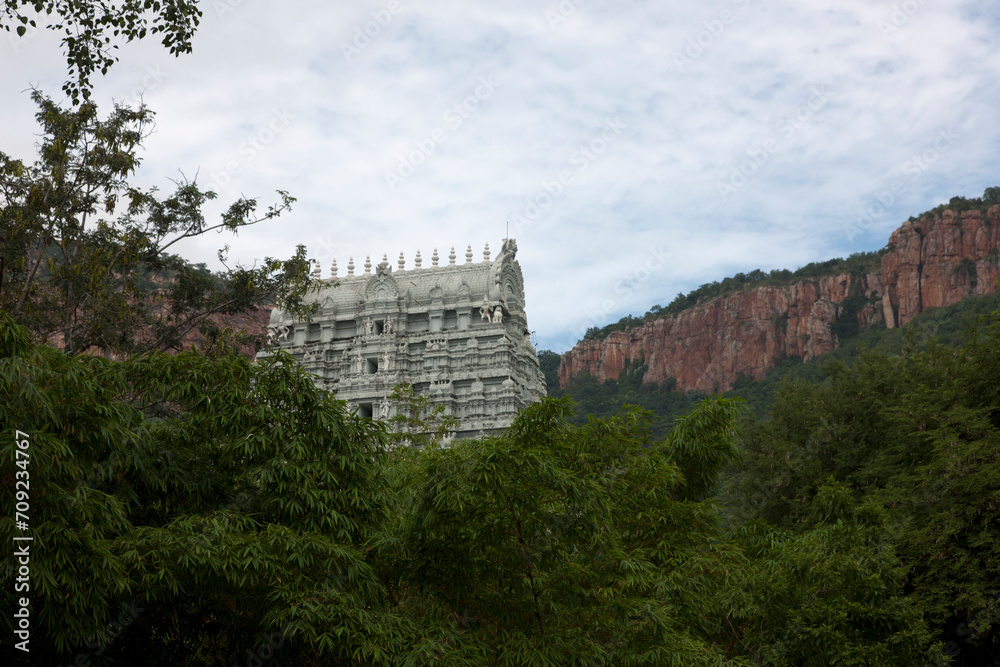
[258,239,546,440]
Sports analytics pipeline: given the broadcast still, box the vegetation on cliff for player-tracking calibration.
[582,249,886,340]
[548,288,1000,433]
[582,186,999,342]
[909,188,1000,222]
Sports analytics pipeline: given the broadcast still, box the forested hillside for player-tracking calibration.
[1,311,962,665]
[557,193,1000,394]
[545,288,1000,436]
[543,287,1000,665]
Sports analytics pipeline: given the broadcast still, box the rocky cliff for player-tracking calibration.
[558,206,1000,393]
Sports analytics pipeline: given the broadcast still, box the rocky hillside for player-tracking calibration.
[558,205,1000,393]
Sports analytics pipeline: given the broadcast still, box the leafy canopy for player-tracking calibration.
[2,0,203,103]
[1,92,316,356]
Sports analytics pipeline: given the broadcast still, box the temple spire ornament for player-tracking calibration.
[331,258,338,277]
[398,252,405,271]
[364,255,372,274]
[432,248,439,267]
[415,250,422,269]
[448,246,456,265]
[347,257,354,275]
[465,244,473,263]
[483,243,490,262]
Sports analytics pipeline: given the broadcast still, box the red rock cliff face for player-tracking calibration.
[558,206,1000,393]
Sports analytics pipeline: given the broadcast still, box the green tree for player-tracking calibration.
[372,397,752,665]
[384,382,459,448]
[2,0,203,103]
[2,313,950,664]
[1,92,314,356]
[720,484,942,666]
[728,311,1000,661]
[536,348,562,392]
[1,312,389,664]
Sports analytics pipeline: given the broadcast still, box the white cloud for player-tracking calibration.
[2,0,997,352]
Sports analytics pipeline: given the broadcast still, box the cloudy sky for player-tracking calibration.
[3,0,998,351]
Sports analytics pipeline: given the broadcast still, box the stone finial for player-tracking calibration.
[432,248,439,267]
[448,246,456,265]
[347,257,354,275]
[364,255,371,274]
[312,261,321,278]
[483,242,490,262]
[382,252,388,265]
[398,252,405,271]
[465,244,473,263]
[330,258,338,277]
[414,250,422,269]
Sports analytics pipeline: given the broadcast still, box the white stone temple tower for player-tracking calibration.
[258,239,546,440]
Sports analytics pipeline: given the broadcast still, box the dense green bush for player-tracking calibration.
[2,312,948,664]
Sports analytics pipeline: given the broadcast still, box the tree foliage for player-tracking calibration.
[1,92,315,356]
[728,310,1000,663]
[583,251,886,341]
[2,0,203,103]
[384,382,459,448]
[0,312,951,665]
[1,312,387,664]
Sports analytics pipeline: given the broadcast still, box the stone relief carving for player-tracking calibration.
[268,324,292,342]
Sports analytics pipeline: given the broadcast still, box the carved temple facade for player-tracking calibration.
[257,239,547,440]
